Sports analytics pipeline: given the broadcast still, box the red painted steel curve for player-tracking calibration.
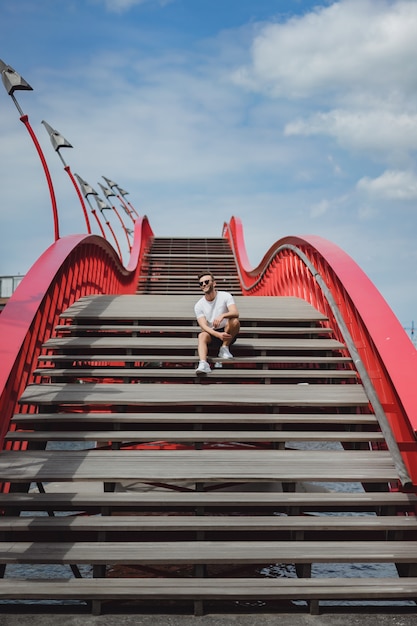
[0,218,154,471]
[223,216,417,486]
[1,213,416,488]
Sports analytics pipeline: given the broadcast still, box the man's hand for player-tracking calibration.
[212,315,225,329]
[217,330,232,342]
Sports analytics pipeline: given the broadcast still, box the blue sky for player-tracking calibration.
[1,0,417,334]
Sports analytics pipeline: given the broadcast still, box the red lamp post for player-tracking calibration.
[41,121,92,234]
[93,196,123,261]
[102,176,138,222]
[0,60,60,241]
[98,182,132,252]
[74,174,107,238]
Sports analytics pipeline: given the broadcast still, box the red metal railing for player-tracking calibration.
[224,216,417,486]
[0,217,154,461]
[2,212,416,486]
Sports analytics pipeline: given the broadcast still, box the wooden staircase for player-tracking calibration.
[0,254,417,614]
[137,237,240,294]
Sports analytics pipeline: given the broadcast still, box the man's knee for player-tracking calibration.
[226,318,240,335]
[198,331,211,344]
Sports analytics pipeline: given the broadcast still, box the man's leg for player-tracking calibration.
[222,318,240,346]
[197,331,212,361]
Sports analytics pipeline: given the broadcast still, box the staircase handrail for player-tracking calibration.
[224,216,417,486]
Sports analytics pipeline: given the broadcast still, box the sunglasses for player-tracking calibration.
[199,279,211,286]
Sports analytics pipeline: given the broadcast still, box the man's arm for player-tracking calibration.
[197,315,232,340]
[197,315,217,335]
[212,303,239,329]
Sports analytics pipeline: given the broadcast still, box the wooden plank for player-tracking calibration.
[6,429,384,443]
[0,490,415,511]
[143,289,237,295]
[148,251,235,255]
[54,324,332,335]
[140,284,243,289]
[142,264,238,269]
[0,450,398,483]
[37,354,353,365]
[0,514,415,533]
[0,540,414,564]
[138,276,235,279]
[33,367,357,380]
[140,274,240,278]
[0,577,416,601]
[61,295,328,322]
[142,266,239,272]
[43,336,345,351]
[19,383,370,407]
[11,412,378,425]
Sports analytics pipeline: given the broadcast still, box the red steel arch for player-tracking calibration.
[0,217,153,465]
[224,216,417,486]
[1,214,416,489]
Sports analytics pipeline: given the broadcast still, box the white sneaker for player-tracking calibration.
[196,360,211,376]
[218,346,233,359]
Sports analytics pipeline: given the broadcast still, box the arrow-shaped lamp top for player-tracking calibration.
[102,176,118,189]
[116,185,129,196]
[94,196,111,212]
[74,174,98,198]
[98,182,115,199]
[42,120,73,152]
[0,59,33,95]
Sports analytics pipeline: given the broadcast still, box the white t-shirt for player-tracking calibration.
[194,291,235,329]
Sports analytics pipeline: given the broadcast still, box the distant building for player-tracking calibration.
[0,275,24,313]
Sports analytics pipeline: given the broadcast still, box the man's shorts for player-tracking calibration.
[207,330,237,354]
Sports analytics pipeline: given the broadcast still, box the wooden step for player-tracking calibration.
[138,290,241,294]
[33,367,358,381]
[11,412,377,426]
[138,276,240,281]
[18,382,370,408]
[60,295,328,323]
[0,449,399,484]
[43,336,345,351]
[0,540,414,565]
[37,354,352,365]
[139,273,238,278]
[0,576,415,605]
[0,514,414,533]
[1,490,415,513]
[138,285,241,291]
[143,253,235,258]
[6,429,383,444]
[53,324,333,336]
[140,268,239,275]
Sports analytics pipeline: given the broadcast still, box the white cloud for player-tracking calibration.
[327,155,342,176]
[357,204,379,221]
[308,193,351,220]
[33,50,291,187]
[233,0,417,165]
[233,0,417,101]
[94,0,170,12]
[357,170,417,199]
[284,109,417,157]
[310,199,330,218]
[98,0,146,11]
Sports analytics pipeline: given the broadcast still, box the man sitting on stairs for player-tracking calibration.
[194,271,240,376]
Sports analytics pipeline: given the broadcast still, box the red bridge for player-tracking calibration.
[1,213,417,616]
